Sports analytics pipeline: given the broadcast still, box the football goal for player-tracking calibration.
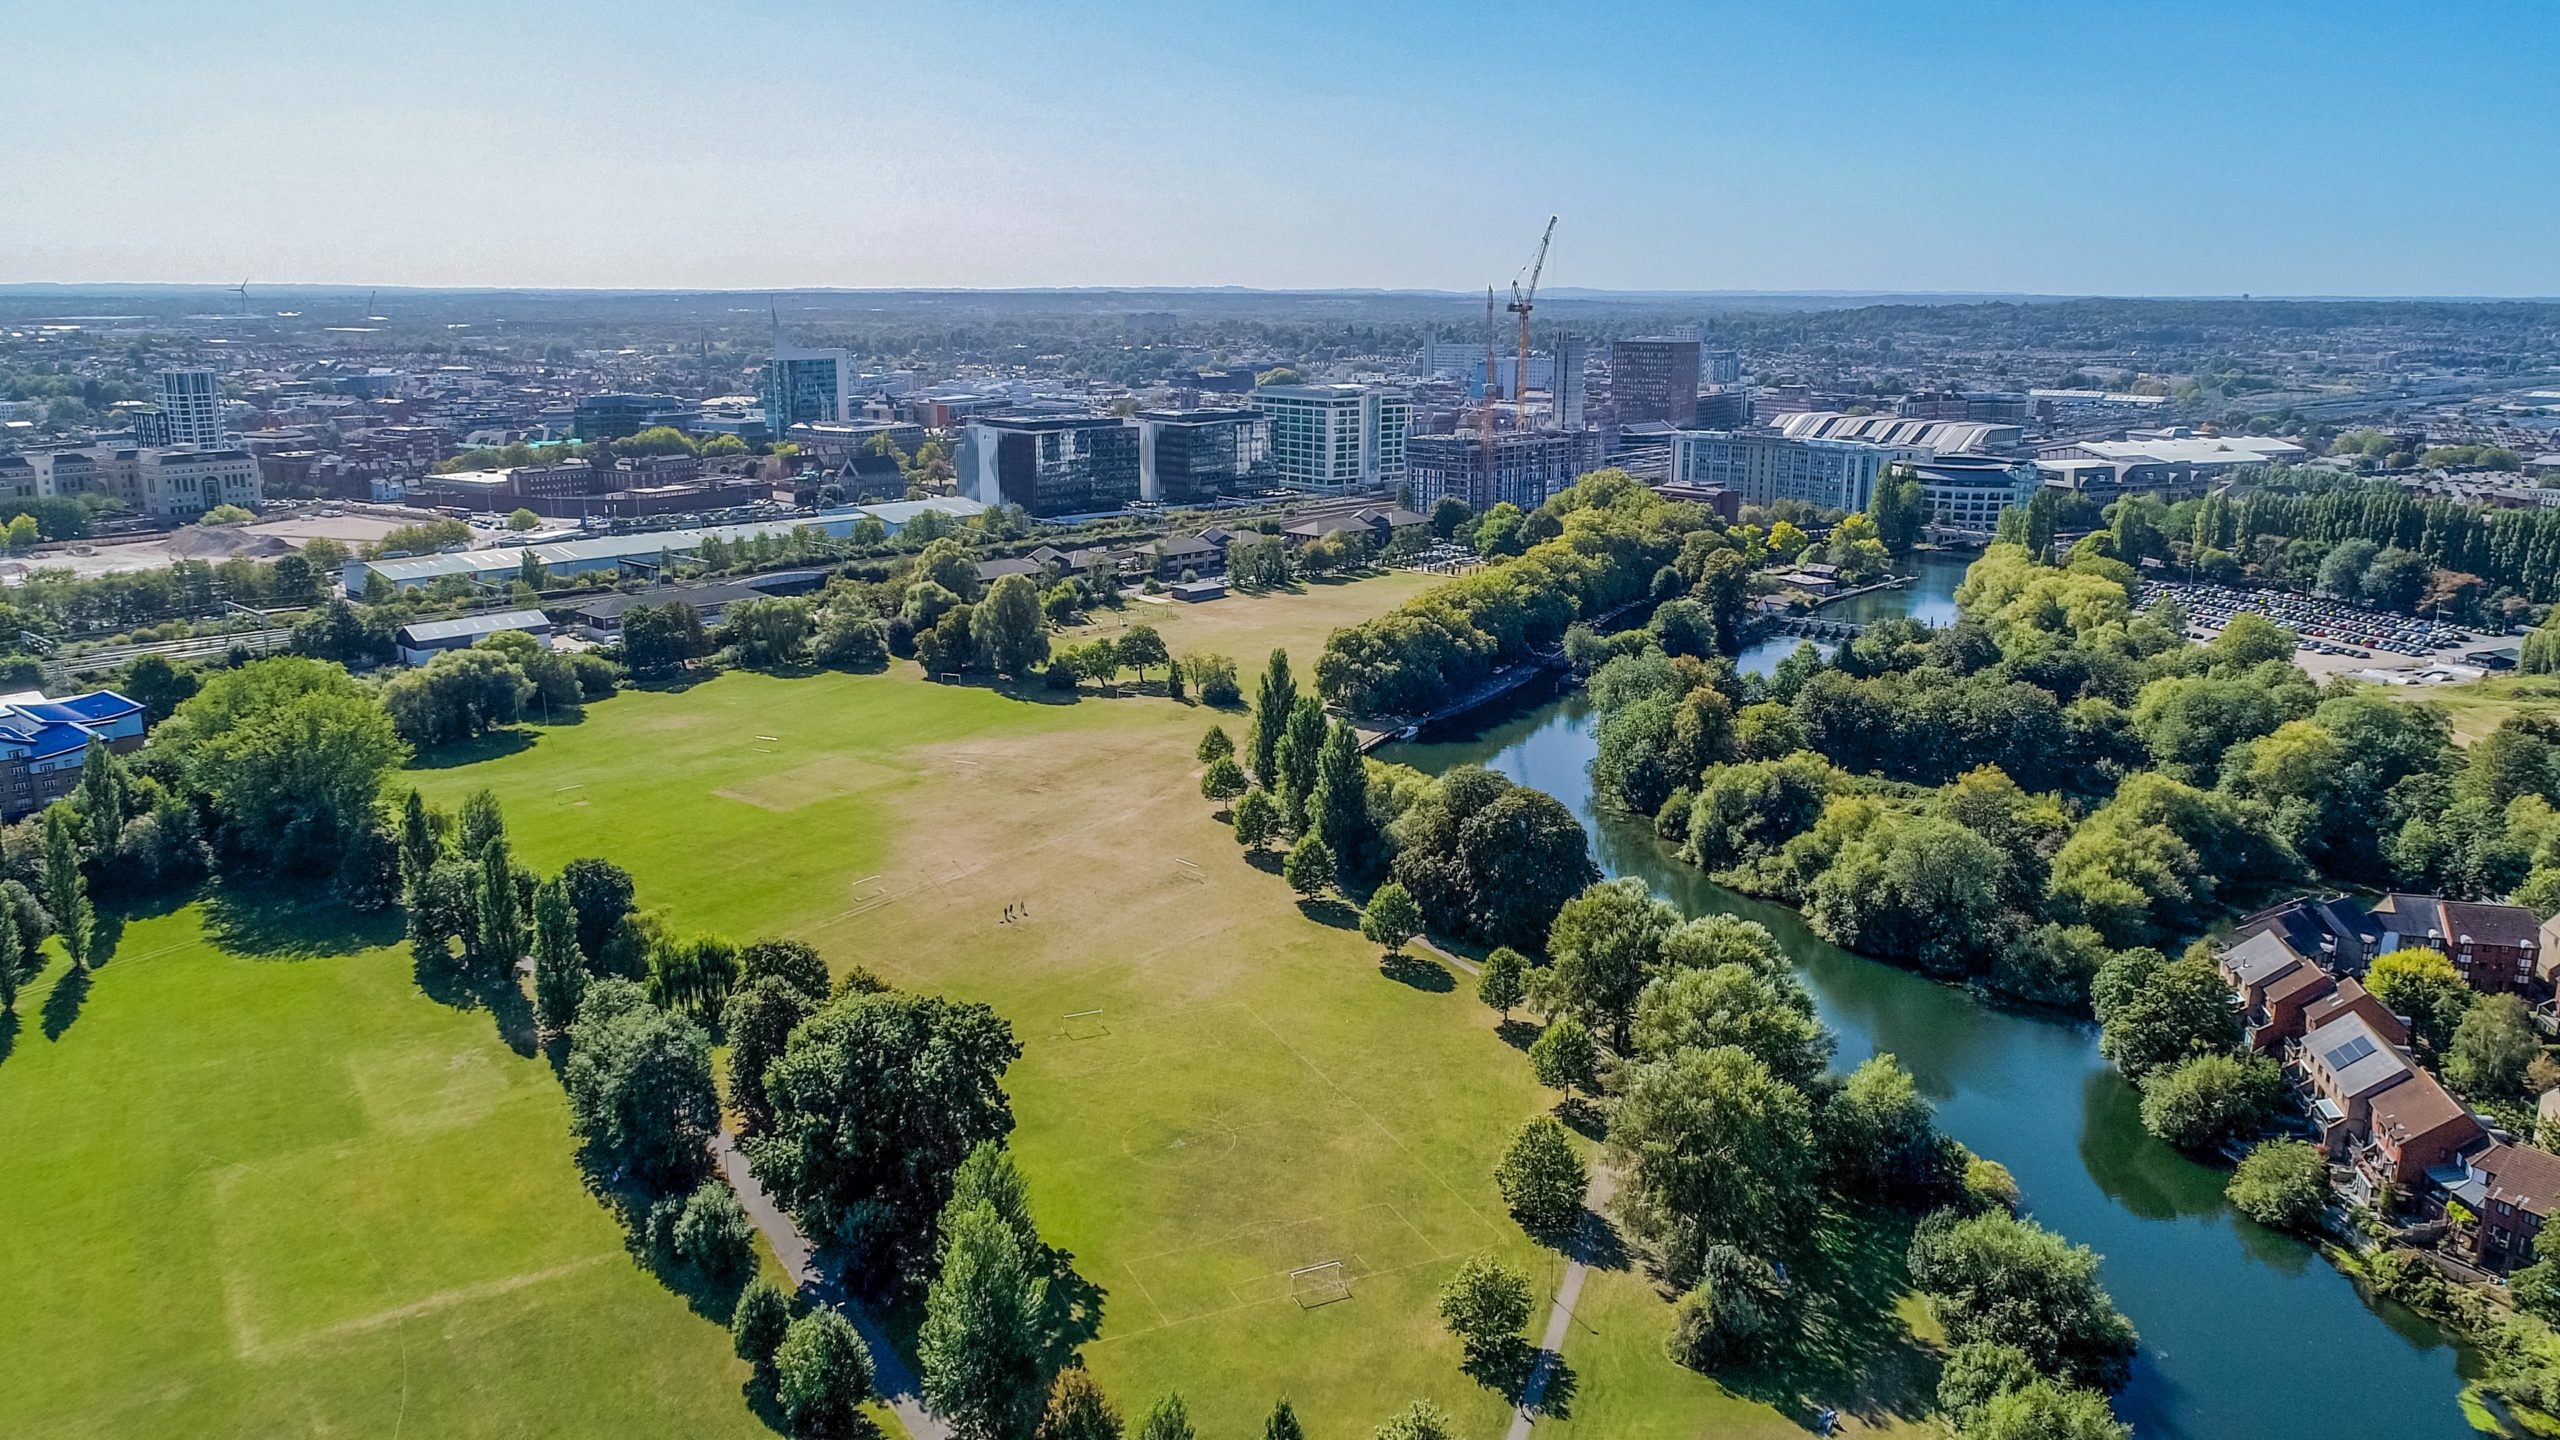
[1290,1261,1351,1309]
[1061,1007,1109,1041]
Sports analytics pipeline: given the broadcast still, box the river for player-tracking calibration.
[1384,551,2485,1440]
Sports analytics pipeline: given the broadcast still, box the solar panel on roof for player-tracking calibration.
[2325,1035,2378,1069]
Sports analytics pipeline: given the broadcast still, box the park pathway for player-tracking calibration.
[711,1132,952,1440]
[1505,1167,1617,1440]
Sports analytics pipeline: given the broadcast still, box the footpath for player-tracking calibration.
[712,1131,952,1440]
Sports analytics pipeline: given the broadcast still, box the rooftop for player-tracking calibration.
[396,609,555,646]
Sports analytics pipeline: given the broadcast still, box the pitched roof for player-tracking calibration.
[396,608,555,646]
[2475,1142,2560,1218]
[2375,893,2449,945]
[2443,900,2542,950]
[2302,978,2409,1048]
[568,582,767,622]
[2235,894,2380,959]
[2304,1013,2412,1097]
[975,557,1044,581]
[2263,963,2336,1008]
[2223,929,2308,989]
[2368,1071,2478,1149]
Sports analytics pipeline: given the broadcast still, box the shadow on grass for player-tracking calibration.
[1295,896,1358,930]
[1494,1017,1540,1052]
[412,947,538,1058]
[41,964,89,1041]
[1379,950,1455,992]
[1463,1336,1551,1405]
[1040,1247,1108,1374]
[87,883,195,964]
[1567,1206,1633,1273]
[407,728,538,770]
[0,1005,17,1065]
[203,887,405,960]
[1244,850,1284,876]
[1712,1206,1938,1432]
[1554,1095,1609,1143]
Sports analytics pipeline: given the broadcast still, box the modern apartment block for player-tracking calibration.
[959,414,1142,516]
[1405,429,1603,514]
[1250,384,1410,494]
[0,689,146,822]
[155,368,226,447]
[1136,408,1272,504]
[1700,347,1742,386]
[760,331,851,429]
[10,446,261,519]
[1670,429,1888,513]
[1903,455,2044,537]
[1610,337,1702,426]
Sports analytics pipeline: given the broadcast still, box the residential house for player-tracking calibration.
[2354,1069,2483,1206]
[2438,1142,2560,1273]
[0,690,146,822]
[2375,894,2545,1000]
[974,556,1048,586]
[2300,977,2410,1050]
[2220,929,2335,1055]
[2290,1013,2419,1158]
[2233,894,2384,973]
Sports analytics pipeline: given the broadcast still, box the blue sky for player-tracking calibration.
[8,0,2555,295]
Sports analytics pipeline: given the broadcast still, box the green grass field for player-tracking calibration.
[0,902,777,1439]
[3,573,1936,1438]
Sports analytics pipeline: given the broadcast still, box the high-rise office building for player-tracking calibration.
[155,368,225,447]
[1670,430,1889,513]
[1554,337,1588,429]
[958,414,1140,516]
[1610,338,1702,427]
[759,326,850,429]
[1136,408,1272,504]
[1250,384,1411,494]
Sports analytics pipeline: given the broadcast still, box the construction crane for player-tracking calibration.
[1506,216,1557,420]
[1478,286,1500,476]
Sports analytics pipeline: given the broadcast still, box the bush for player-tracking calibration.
[1666,1245,1786,1371]
[1963,1154,2022,1215]
[1186,652,1242,707]
[1937,1339,2039,1431]
[2225,1139,2329,1231]
[668,1179,757,1283]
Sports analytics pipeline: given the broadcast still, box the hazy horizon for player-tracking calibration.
[10,0,2556,297]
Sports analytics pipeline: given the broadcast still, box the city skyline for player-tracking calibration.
[8,0,2557,297]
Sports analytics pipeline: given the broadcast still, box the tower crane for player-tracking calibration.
[1506,216,1557,420]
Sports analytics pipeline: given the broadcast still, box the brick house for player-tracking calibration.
[2351,1070,2483,1207]
[2440,1143,2560,1273]
[2220,930,2337,1055]
[2373,894,2546,1001]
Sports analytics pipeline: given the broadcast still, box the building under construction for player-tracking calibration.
[1405,427,1605,513]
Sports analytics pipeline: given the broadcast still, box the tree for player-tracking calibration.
[1248,650,1297,786]
[1135,1393,1195,1440]
[2096,953,2241,1080]
[920,1200,1053,1440]
[1197,725,1235,765]
[776,1308,876,1440]
[973,574,1052,676]
[1308,722,1375,880]
[731,1276,795,1371]
[1200,756,1248,809]
[1283,832,1334,898]
[750,990,1022,1285]
[1906,1209,2138,1392]
[1969,1381,2131,1440]
[1545,877,1679,1050]
[1390,768,1597,950]
[559,857,637,963]
[741,938,832,1001]
[561,980,720,1190]
[1529,1016,1600,1096]
[1430,495,1473,540]
[1938,1340,2041,1433]
[1037,1371,1123,1440]
[729,976,822,1133]
[1359,881,1422,953]
[667,1179,758,1284]
[1477,946,1527,1018]
[73,736,132,842]
[151,658,406,874]
[2317,537,2380,598]
[1233,788,1280,851]
[1805,813,2007,980]
[2225,1138,2330,1231]
[1609,1045,1816,1281]
[1436,1252,1533,1364]
[0,915,22,1015]
[1495,1114,1587,1236]
[2137,1052,2285,1151]
[1116,625,1169,685]
[1274,696,1328,832]
[2448,993,2541,1101]
[1371,1400,1457,1440]
[471,835,527,973]
[720,598,815,668]
[1262,1398,1304,1440]
[2368,947,2475,1059]
[531,876,586,1036]
[41,806,92,971]
[507,506,541,531]
[1817,1053,1960,1205]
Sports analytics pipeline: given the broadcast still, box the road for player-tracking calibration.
[711,1132,951,1440]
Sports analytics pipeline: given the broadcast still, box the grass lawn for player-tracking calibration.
[404,571,1939,1437]
[0,900,777,1439]
[2395,673,2560,744]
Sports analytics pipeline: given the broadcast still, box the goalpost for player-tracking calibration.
[1289,1261,1351,1309]
[1061,1008,1109,1041]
